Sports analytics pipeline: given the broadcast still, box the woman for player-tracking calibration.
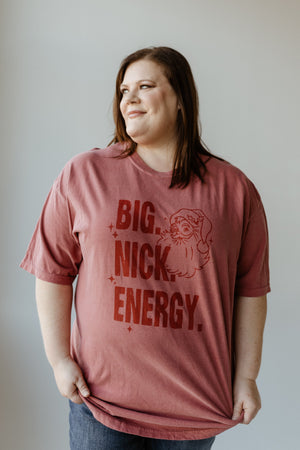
[20,47,270,449]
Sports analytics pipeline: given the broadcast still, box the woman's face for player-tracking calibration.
[120,59,179,148]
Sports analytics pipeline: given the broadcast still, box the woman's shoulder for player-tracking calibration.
[204,154,263,202]
[68,142,126,167]
[58,142,126,177]
[52,142,127,188]
[205,154,252,184]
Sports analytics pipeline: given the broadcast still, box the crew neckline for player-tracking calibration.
[130,151,173,178]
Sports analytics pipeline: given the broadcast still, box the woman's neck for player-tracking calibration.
[136,143,176,173]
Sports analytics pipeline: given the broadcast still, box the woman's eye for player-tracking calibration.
[120,84,153,95]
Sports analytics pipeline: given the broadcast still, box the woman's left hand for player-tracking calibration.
[232,376,261,424]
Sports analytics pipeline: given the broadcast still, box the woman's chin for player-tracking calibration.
[126,126,140,136]
[126,130,146,143]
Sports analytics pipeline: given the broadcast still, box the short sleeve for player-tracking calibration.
[235,182,270,297]
[20,164,82,285]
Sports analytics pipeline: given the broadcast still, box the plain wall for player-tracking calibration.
[1,0,299,449]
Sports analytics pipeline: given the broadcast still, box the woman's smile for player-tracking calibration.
[120,59,179,148]
[127,110,146,119]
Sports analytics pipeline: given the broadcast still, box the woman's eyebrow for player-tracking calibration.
[120,79,156,88]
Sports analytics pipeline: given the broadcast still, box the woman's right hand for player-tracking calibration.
[52,356,90,404]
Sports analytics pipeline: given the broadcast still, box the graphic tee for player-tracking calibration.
[20,143,270,440]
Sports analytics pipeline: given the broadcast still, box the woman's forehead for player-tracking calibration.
[122,59,167,84]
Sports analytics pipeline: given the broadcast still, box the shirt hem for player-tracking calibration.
[82,398,241,440]
[20,260,75,285]
[235,284,270,297]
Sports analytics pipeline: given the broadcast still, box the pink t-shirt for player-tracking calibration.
[20,143,270,440]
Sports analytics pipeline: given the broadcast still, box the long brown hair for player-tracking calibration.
[109,46,219,188]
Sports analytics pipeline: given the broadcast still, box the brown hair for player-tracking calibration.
[109,46,219,188]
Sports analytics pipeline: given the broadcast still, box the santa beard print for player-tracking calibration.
[157,209,212,278]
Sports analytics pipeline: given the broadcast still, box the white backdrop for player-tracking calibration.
[1,1,299,449]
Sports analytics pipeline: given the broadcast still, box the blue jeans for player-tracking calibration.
[69,401,215,450]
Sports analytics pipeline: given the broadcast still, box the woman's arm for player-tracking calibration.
[232,295,267,424]
[35,278,90,404]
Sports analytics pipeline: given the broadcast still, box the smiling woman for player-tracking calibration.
[20,46,270,450]
[110,46,216,187]
[119,59,179,168]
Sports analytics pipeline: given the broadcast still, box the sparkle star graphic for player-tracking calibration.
[128,326,132,332]
[108,223,114,231]
[108,275,115,283]
[112,232,118,239]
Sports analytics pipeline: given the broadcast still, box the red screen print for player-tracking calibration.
[108,201,212,331]
[157,209,212,278]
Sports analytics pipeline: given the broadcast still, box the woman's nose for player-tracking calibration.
[125,89,140,104]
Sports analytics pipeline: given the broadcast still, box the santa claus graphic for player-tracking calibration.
[157,209,212,278]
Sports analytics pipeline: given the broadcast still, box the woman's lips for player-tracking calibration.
[127,110,146,118]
